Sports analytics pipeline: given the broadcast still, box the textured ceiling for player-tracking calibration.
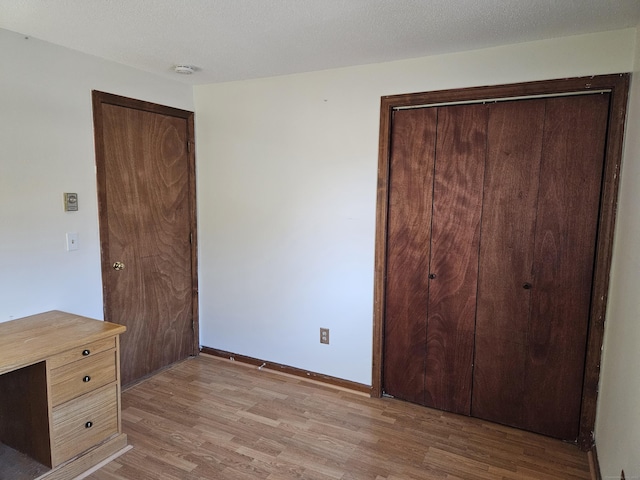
[1,0,639,85]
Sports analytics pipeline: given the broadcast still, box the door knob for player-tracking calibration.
[113,261,125,271]
[523,282,532,290]
[428,273,436,279]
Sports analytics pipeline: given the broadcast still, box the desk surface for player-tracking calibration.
[0,310,126,375]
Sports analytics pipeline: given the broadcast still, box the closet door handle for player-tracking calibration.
[428,273,436,279]
[523,283,532,290]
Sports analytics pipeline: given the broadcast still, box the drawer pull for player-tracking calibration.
[82,349,91,356]
[85,421,93,428]
[83,375,91,383]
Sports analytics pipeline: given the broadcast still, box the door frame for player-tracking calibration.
[92,91,200,358]
[371,74,630,449]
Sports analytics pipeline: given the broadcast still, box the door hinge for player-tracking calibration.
[187,141,191,153]
[189,232,193,244]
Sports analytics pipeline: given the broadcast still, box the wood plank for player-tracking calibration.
[425,104,487,415]
[85,355,592,480]
[524,94,610,440]
[379,74,625,111]
[472,99,545,427]
[579,74,630,449]
[382,108,437,404]
[371,96,396,398]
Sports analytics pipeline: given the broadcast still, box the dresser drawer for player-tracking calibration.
[50,349,117,406]
[49,336,116,369]
[51,383,118,467]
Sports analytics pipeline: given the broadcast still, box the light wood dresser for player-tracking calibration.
[0,310,127,479]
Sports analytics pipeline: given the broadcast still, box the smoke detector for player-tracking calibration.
[174,65,195,75]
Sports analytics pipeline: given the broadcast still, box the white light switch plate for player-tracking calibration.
[66,232,79,251]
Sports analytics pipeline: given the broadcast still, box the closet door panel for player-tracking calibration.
[526,94,609,439]
[472,100,545,426]
[425,104,487,414]
[383,108,437,403]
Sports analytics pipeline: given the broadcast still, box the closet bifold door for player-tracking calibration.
[472,93,610,441]
[382,107,437,404]
[382,104,487,414]
[425,104,487,414]
[472,99,546,429]
[525,93,609,440]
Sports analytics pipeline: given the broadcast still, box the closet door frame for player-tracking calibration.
[371,74,630,450]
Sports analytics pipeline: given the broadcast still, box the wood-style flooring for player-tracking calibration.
[86,355,591,480]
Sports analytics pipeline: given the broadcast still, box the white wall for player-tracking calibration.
[595,26,640,480]
[0,28,193,322]
[194,29,636,385]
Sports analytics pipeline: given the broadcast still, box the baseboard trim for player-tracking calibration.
[200,346,371,394]
[588,444,602,480]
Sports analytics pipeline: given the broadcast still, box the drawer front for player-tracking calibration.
[49,336,116,369]
[50,349,117,406]
[51,383,118,467]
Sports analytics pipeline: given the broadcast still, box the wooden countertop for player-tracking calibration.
[0,310,126,375]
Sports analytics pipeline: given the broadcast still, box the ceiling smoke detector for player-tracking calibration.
[174,65,195,75]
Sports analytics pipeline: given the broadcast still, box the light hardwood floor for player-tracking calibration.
[86,355,591,480]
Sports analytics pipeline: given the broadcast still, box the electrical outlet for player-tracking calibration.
[320,328,329,344]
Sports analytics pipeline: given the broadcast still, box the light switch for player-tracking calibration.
[66,232,79,251]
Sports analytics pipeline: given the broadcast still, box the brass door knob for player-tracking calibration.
[113,261,125,271]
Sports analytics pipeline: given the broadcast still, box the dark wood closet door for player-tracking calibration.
[383,105,486,411]
[472,99,546,427]
[383,108,437,404]
[524,94,610,439]
[425,104,487,414]
[473,94,610,440]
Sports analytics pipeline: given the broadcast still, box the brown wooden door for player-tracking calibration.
[472,94,610,440]
[383,104,486,414]
[92,92,198,386]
